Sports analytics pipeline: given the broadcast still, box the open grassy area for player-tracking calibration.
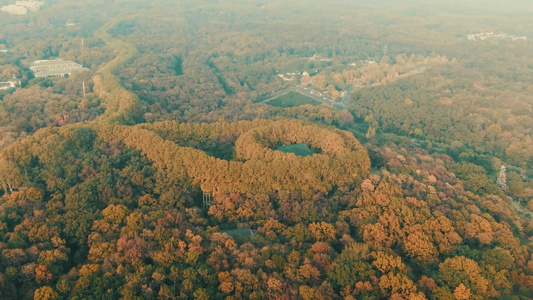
[277,143,314,156]
[266,91,320,107]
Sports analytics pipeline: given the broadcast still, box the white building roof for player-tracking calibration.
[30,59,89,78]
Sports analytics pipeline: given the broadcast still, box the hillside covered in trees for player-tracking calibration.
[0,0,532,299]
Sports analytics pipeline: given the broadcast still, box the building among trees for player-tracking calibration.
[1,0,44,15]
[1,4,27,15]
[30,59,88,78]
[0,81,18,90]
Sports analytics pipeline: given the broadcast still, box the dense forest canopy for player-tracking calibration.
[0,0,532,299]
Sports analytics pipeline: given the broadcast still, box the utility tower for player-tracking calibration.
[203,192,211,209]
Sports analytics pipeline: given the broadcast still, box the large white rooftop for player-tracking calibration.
[30,59,89,78]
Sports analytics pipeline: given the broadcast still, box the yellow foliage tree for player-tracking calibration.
[309,222,336,241]
[34,286,58,300]
[453,284,472,300]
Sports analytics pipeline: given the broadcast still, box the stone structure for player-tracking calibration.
[497,164,508,190]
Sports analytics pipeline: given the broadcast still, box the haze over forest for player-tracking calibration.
[0,0,532,299]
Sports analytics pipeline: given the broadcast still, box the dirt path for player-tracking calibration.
[510,199,532,216]
[91,18,141,123]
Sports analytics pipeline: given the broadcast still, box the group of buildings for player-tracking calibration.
[0,0,89,88]
[1,0,44,15]
[467,32,528,42]
[276,69,319,82]
[0,59,87,92]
